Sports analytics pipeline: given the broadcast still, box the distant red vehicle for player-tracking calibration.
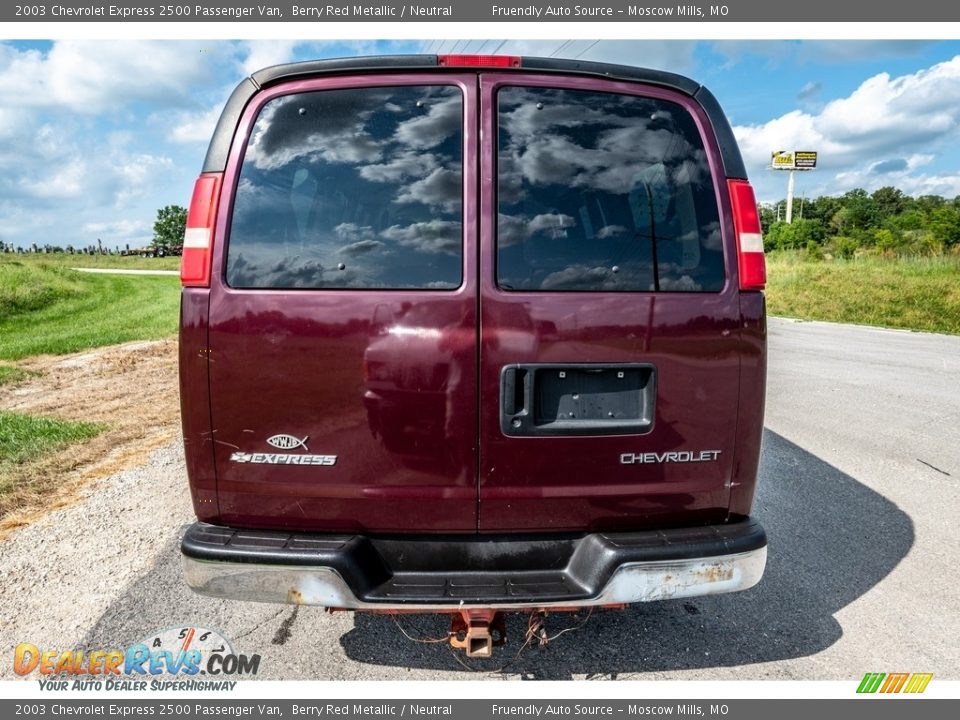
[178,55,767,656]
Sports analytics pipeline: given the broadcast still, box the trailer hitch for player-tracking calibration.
[449,610,507,658]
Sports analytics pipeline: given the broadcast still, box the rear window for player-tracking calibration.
[496,86,725,292]
[226,85,463,290]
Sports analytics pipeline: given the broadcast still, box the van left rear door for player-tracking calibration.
[207,75,480,533]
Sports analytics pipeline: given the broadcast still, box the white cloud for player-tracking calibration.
[82,219,150,240]
[170,106,222,144]
[835,154,960,198]
[0,41,214,113]
[19,160,86,198]
[734,56,960,199]
[239,40,299,76]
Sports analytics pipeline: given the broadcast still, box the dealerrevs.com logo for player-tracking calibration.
[13,626,260,691]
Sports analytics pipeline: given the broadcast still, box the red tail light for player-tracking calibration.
[438,54,521,68]
[181,173,222,287]
[728,179,766,291]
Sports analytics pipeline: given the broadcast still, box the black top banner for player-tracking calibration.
[6,0,960,22]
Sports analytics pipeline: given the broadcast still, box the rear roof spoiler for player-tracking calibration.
[202,55,747,181]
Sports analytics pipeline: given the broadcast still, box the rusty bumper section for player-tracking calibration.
[180,519,767,609]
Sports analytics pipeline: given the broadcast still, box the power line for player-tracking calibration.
[574,40,601,59]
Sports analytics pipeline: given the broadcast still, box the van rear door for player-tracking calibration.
[477,75,742,532]
[207,76,479,532]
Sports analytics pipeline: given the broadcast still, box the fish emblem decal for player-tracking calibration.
[266,434,310,451]
[229,434,336,466]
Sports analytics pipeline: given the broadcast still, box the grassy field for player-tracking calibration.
[0,411,105,509]
[4,252,181,271]
[0,365,35,387]
[0,411,104,468]
[765,252,960,335]
[0,258,180,360]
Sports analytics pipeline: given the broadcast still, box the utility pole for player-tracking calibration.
[785,171,795,223]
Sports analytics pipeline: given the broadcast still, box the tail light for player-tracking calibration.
[437,54,521,68]
[728,179,766,291]
[181,173,222,287]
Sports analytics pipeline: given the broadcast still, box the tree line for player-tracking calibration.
[1,205,188,256]
[759,187,960,258]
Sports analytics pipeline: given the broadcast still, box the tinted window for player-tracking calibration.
[497,87,724,292]
[227,86,463,289]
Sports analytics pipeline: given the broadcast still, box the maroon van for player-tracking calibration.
[179,55,767,656]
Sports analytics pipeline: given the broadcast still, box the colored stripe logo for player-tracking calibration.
[857,672,933,694]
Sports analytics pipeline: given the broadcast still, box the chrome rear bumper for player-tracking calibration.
[181,519,767,610]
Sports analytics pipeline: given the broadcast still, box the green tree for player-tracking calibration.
[929,206,960,248]
[871,186,906,220]
[804,195,841,225]
[764,219,826,251]
[153,205,187,251]
[841,188,877,230]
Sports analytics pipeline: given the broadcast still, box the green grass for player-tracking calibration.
[0,258,180,360]
[766,252,960,335]
[5,252,181,271]
[0,365,35,387]
[0,411,106,501]
[0,411,104,466]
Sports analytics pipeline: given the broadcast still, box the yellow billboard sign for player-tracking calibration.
[771,150,818,170]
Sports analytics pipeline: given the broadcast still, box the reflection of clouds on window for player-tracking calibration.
[334,223,376,243]
[528,213,575,238]
[395,95,463,150]
[510,124,702,196]
[226,85,463,290]
[359,151,439,183]
[426,279,459,290]
[497,86,724,293]
[248,91,392,171]
[539,263,658,291]
[396,165,461,212]
[699,221,722,251]
[381,220,461,255]
[497,155,525,204]
[658,275,702,292]
[670,154,709,187]
[541,265,614,290]
[596,225,627,239]
[339,240,385,257]
[498,93,606,142]
[498,212,577,247]
[228,254,324,288]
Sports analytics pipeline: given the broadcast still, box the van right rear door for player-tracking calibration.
[477,74,744,532]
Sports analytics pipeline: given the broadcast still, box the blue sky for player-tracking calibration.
[1,39,959,249]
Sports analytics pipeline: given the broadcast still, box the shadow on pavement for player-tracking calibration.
[81,429,912,679]
[337,429,914,678]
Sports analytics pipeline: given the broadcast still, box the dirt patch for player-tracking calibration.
[0,339,179,538]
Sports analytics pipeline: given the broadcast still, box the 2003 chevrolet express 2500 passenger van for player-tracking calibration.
[178,54,768,657]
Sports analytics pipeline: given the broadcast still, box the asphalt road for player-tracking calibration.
[72,268,179,276]
[2,317,958,681]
